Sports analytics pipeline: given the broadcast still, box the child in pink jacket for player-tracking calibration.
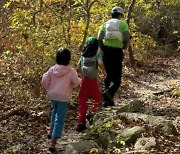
[42,48,81,153]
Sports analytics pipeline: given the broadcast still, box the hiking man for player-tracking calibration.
[98,6,130,107]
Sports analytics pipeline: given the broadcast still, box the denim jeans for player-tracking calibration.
[50,100,68,138]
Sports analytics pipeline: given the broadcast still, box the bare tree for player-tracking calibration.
[78,0,98,52]
[126,0,136,66]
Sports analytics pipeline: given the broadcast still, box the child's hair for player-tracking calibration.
[56,47,71,65]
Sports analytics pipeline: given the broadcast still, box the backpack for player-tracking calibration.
[81,55,98,79]
[105,19,123,41]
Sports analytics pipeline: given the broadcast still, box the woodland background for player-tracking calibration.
[0,0,179,153]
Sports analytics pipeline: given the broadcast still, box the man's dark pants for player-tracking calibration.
[102,46,124,102]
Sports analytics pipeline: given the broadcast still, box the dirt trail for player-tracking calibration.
[0,55,179,153]
[54,75,180,153]
[52,54,180,153]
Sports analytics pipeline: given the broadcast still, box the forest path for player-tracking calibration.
[0,54,179,154]
[53,71,180,153]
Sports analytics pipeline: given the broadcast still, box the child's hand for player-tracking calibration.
[100,72,106,78]
[78,73,83,78]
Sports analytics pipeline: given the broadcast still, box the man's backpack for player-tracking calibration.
[81,55,98,79]
[105,19,123,41]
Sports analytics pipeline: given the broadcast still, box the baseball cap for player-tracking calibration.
[111,6,124,14]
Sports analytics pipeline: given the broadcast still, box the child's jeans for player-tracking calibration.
[50,100,68,138]
[78,77,101,124]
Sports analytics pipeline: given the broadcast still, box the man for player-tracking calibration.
[98,6,130,107]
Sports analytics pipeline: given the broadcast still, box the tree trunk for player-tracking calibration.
[127,0,136,67]
[67,0,72,46]
[128,44,135,67]
[79,12,90,52]
[78,0,98,52]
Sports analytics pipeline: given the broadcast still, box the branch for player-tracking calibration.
[88,0,98,11]
[43,1,69,45]
[32,0,43,25]
[43,1,61,18]
[0,106,29,121]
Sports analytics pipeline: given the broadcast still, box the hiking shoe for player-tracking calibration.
[103,91,115,107]
[103,102,115,107]
[86,112,94,125]
[49,147,56,153]
[76,124,87,132]
[47,134,52,139]
[103,100,115,107]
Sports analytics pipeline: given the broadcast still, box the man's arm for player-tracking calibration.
[123,31,130,49]
[97,25,105,49]
[97,31,105,46]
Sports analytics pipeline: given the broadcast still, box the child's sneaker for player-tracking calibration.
[48,127,53,139]
[76,123,87,132]
[49,147,56,153]
[86,112,94,125]
[49,138,57,153]
[47,134,52,139]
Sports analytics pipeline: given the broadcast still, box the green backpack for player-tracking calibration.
[81,55,98,79]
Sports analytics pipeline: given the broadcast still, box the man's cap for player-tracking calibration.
[111,6,124,14]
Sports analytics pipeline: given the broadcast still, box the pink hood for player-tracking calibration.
[53,65,71,77]
[42,64,81,102]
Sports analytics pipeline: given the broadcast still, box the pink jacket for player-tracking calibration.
[42,64,81,102]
